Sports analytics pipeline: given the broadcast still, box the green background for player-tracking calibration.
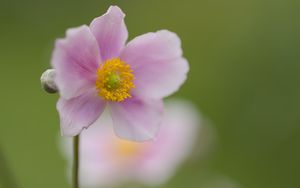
[0,0,299,187]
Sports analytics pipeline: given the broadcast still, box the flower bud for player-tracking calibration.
[40,69,58,93]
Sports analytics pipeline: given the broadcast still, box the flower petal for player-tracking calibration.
[121,30,189,99]
[90,6,128,60]
[57,90,106,136]
[109,96,163,141]
[135,99,200,185]
[51,25,101,99]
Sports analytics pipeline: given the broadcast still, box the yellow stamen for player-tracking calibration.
[96,58,135,102]
[115,139,142,157]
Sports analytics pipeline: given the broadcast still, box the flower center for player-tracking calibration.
[96,58,135,102]
[115,139,143,157]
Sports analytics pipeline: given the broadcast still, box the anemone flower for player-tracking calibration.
[61,99,200,187]
[51,6,189,141]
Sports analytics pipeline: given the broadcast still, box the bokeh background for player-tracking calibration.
[0,0,300,187]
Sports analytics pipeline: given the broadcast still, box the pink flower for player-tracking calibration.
[51,6,189,141]
[61,99,200,187]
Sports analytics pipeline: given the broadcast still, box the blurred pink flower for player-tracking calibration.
[51,6,189,141]
[61,99,200,187]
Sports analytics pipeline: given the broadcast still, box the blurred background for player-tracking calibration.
[0,0,300,187]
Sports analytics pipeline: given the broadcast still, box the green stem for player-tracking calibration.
[73,135,79,188]
[0,146,19,188]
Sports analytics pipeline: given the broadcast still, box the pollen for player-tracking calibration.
[96,58,135,102]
